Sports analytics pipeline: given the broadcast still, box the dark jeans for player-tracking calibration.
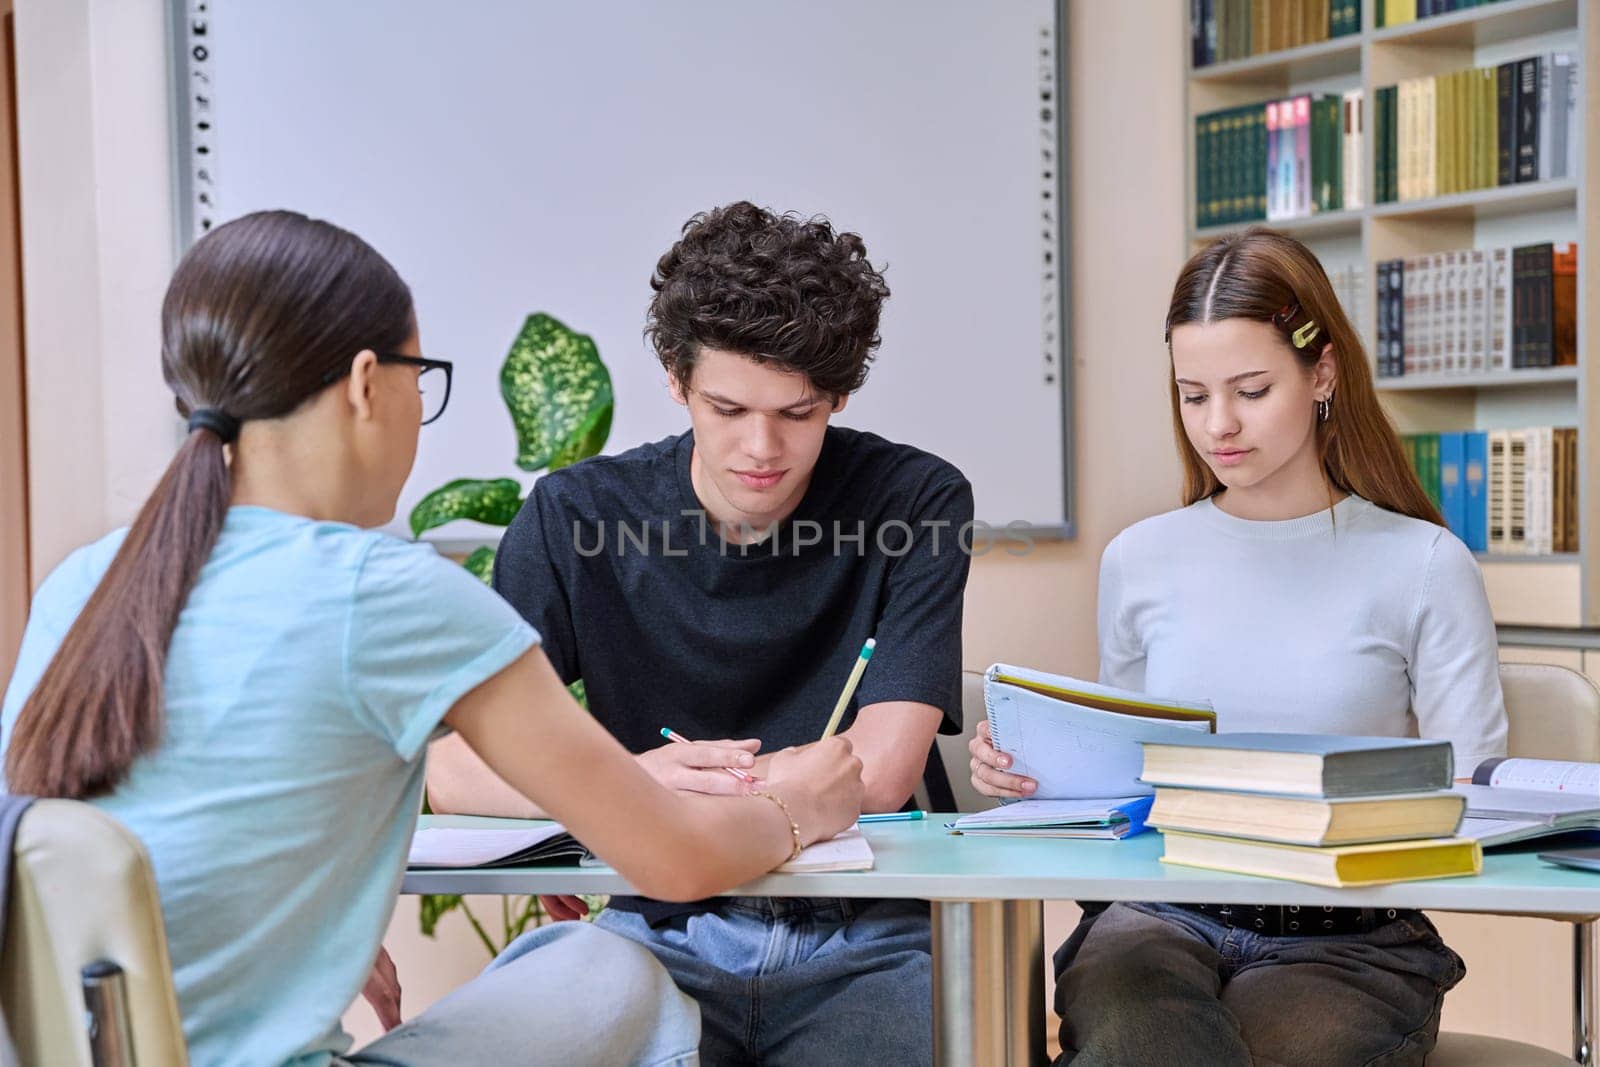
[598,897,932,1067]
[1053,902,1466,1066]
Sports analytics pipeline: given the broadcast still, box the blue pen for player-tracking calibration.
[857,811,927,824]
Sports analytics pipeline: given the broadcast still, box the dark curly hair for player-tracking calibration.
[645,201,890,397]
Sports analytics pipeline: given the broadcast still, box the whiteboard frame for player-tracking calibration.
[166,0,1076,540]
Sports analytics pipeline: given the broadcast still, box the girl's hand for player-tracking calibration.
[969,719,1037,799]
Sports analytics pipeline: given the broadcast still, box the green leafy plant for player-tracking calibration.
[412,312,612,956]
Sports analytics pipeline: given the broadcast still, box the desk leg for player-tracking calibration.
[932,901,1007,1067]
[1003,900,1047,1066]
[1577,920,1598,1066]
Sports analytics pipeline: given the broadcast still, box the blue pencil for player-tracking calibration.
[858,811,927,823]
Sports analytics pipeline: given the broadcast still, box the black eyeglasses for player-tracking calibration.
[322,353,455,425]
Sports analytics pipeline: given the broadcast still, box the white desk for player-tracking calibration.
[404,816,1600,1066]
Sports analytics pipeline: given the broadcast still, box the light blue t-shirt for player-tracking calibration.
[1,506,537,1067]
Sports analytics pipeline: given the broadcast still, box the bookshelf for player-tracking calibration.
[1185,0,1599,626]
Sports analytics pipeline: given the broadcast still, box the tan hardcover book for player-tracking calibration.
[1160,831,1482,888]
[1569,429,1580,553]
[1553,428,1569,553]
[1398,79,1415,201]
[1140,733,1453,797]
[1253,0,1268,55]
[1149,787,1466,846]
[1489,429,1511,551]
[1480,66,1498,190]
[1420,75,1437,199]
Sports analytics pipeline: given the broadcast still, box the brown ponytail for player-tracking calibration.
[5,211,413,797]
[1164,227,1442,526]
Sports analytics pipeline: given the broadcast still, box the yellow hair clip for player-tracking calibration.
[1291,321,1319,349]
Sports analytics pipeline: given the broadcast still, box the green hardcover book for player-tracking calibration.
[1248,106,1260,219]
[1424,433,1442,512]
[1387,84,1399,202]
[1374,86,1391,202]
[1328,96,1343,209]
[1196,115,1209,228]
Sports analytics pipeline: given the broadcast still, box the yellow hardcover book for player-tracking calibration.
[1398,79,1414,200]
[1481,67,1499,190]
[1159,831,1483,888]
[1456,70,1471,193]
[1390,0,1416,25]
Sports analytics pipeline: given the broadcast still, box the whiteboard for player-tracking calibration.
[172,0,1073,536]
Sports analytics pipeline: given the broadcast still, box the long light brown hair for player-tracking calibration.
[1164,227,1442,526]
[6,211,414,798]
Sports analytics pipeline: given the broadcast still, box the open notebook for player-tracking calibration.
[984,664,1215,799]
[408,818,874,873]
[1455,757,1600,848]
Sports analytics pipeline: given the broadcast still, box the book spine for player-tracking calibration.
[1539,52,1554,181]
[1529,242,1554,368]
[1376,260,1390,376]
[1420,75,1436,199]
[1517,56,1540,182]
[1465,431,1488,553]
[1440,432,1467,543]
[1497,63,1515,186]
[1295,95,1311,217]
[1551,53,1573,180]
[1512,244,1527,368]
[1391,258,1405,377]
[1554,242,1578,366]
[1491,245,1512,372]
[1488,430,1508,552]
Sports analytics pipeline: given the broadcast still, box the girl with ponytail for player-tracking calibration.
[2,211,864,1066]
[971,228,1508,1065]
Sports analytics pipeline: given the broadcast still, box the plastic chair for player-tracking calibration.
[0,799,187,1065]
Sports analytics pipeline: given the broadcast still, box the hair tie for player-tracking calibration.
[187,408,240,444]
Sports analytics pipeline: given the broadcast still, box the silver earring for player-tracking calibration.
[1317,396,1332,422]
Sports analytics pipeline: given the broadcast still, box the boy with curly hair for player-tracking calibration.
[429,201,972,1064]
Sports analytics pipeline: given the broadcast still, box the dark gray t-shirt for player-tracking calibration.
[493,426,973,919]
[494,425,973,751]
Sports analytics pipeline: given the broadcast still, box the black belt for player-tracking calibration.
[1177,903,1407,937]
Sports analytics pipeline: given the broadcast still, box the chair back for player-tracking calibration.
[0,799,187,1066]
[1498,662,1600,763]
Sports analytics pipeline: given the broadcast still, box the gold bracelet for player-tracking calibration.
[753,790,803,861]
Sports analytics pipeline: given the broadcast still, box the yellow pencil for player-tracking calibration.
[820,638,876,740]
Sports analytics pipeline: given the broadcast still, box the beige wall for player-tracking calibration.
[12,0,1571,1056]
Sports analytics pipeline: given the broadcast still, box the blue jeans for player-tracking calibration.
[342,922,700,1066]
[597,897,932,1066]
[1053,902,1466,1066]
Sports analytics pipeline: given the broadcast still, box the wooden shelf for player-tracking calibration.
[1375,366,1580,391]
[1477,552,1583,564]
[1189,36,1361,86]
[1371,0,1577,50]
[1369,179,1578,225]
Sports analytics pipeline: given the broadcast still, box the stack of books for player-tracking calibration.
[1375,241,1577,378]
[1373,53,1578,204]
[1141,734,1482,887]
[1399,426,1578,555]
[1192,1,1363,70]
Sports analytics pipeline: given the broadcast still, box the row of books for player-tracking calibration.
[1377,0,1515,28]
[1373,241,1576,377]
[1372,53,1578,204]
[1191,0,1361,68]
[1401,428,1579,555]
[1328,262,1366,342]
[1195,91,1364,228]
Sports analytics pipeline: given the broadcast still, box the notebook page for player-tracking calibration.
[408,823,571,867]
[1480,758,1600,796]
[777,828,874,873]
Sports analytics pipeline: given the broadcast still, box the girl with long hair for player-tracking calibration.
[1,210,864,1067]
[970,227,1507,1065]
